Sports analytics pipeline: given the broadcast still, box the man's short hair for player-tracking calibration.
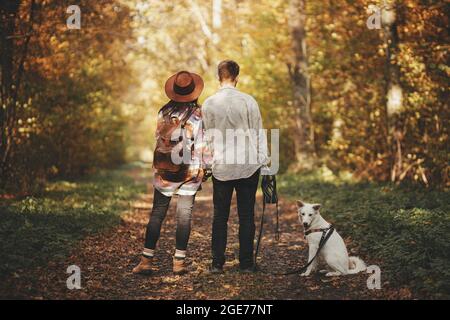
[218,60,240,82]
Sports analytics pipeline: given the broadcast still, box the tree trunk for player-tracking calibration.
[287,0,315,168]
[381,0,404,182]
[0,0,35,182]
[212,0,222,31]
[188,0,216,76]
[0,1,20,179]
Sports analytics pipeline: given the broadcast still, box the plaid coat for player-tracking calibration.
[153,102,210,196]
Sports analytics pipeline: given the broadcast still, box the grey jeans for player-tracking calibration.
[144,188,195,251]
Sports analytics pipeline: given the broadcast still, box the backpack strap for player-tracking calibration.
[180,105,197,129]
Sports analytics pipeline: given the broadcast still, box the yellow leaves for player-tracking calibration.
[58,41,70,50]
[331,32,340,40]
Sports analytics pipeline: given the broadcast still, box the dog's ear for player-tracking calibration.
[296,200,304,208]
[312,204,321,211]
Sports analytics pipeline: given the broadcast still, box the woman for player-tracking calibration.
[133,71,209,275]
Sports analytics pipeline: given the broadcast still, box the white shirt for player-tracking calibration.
[202,84,269,181]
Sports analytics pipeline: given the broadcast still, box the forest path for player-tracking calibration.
[4,166,405,299]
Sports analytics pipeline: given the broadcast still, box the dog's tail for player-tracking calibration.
[348,256,366,274]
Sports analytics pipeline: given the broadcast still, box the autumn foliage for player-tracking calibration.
[0,0,448,194]
[0,0,133,193]
[0,0,449,300]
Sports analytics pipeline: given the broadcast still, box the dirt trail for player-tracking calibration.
[3,168,406,299]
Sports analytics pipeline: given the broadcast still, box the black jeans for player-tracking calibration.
[211,169,260,269]
[144,188,195,251]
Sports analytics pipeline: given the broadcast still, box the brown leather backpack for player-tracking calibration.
[153,106,197,182]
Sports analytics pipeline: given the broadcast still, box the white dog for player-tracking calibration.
[297,200,366,277]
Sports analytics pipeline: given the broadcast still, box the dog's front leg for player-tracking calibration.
[300,245,318,277]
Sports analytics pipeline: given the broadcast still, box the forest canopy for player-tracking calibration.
[0,0,448,194]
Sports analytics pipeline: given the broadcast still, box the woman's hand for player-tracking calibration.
[202,168,212,182]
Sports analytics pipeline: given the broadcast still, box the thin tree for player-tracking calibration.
[381,0,405,182]
[287,0,315,167]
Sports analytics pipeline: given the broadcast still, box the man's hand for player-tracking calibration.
[260,165,270,175]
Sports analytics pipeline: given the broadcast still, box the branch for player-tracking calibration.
[5,32,35,39]
[188,0,212,40]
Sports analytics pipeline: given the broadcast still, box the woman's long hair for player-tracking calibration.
[160,100,199,117]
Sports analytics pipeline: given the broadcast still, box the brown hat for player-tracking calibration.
[165,71,204,102]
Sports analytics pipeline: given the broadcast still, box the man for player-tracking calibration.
[202,60,268,273]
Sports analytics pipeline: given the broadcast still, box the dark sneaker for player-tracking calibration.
[239,265,256,274]
[209,264,224,274]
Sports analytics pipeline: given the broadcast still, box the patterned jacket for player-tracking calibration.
[153,101,210,196]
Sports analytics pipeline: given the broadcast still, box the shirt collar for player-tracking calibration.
[219,83,238,91]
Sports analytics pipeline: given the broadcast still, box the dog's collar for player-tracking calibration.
[304,225,333,237]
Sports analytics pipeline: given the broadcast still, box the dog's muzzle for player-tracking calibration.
[303,222,309,228]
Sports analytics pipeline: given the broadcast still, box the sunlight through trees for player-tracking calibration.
[0,0,448,193]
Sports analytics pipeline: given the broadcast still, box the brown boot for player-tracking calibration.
[173,257,188,275]
[132,256,154,274]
